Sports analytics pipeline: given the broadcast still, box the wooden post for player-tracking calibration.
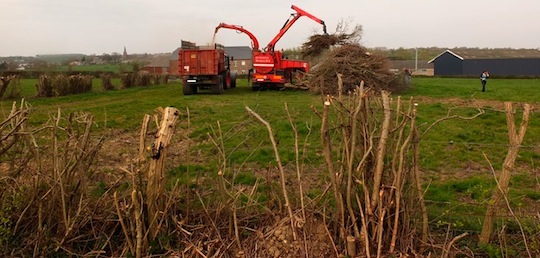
[147,107,180,240]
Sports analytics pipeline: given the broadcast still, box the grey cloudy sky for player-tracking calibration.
[2,0,539,56]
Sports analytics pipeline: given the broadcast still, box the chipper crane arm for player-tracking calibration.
[265,5,327,52]
[214,23,260,51]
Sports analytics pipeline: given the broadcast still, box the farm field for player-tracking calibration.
[1,77,539,257]
[8,77,540,172]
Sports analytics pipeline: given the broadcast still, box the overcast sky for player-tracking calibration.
[2,0,539,56]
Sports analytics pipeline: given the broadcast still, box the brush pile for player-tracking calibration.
[300,34,341,58]
[300,21,362,59]
[306,44,402,94]
[296,21,405,94]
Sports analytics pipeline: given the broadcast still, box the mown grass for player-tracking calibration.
[2,77,539,240]
[404,77,540,173]
[404,77,540,103]
[6,76,540,169]
[6,77,539,170]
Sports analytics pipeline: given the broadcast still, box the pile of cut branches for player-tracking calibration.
[297,20,405,94]
[306,44,403,94]
[301,20,362,58]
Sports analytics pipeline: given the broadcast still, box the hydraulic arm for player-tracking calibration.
[265,5,327,52]
[214,23,260,51]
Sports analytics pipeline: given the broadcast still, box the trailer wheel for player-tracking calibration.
[230,72,237,88]
[224,73,230,89]
[183,83,194,95]
[212,75,224,94]
[252,83,260,91]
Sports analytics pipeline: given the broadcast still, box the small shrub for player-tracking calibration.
[101,73,114,91]
[36,75,53,97]
[136,71,151,86]
[120,73,135,88]
[68,74,92,94]
[0,75,22,100]
[52,74,69,96]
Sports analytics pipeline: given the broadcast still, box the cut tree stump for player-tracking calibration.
[146,106,180,240]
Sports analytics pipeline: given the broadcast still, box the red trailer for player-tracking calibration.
[178,40,236,95]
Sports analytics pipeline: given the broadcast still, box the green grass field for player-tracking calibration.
[404,77,540,103]
[4,77,539,169]
[2,77,539,247]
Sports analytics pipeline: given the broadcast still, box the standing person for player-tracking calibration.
[403,67,412,85]
[480,70,490,92]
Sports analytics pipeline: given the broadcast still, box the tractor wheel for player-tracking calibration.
[183,83,194,95]
[211,75,224,94]
[230,72,237,88]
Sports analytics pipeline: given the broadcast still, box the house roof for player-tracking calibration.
[224,46,252,60]
[145,55,170,68]
[429,48,540,63]
[170,48,180,61]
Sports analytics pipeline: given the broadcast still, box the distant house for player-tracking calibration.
[141,55,170,74]
[169,48,180,76]
[428,49,540,76]
[16,64,27,71]
[224,46,252,75]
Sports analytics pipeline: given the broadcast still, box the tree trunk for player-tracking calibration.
[371,91,392,208]
[479,102,530,244]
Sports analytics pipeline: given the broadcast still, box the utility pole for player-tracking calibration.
[415,48,418,73]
